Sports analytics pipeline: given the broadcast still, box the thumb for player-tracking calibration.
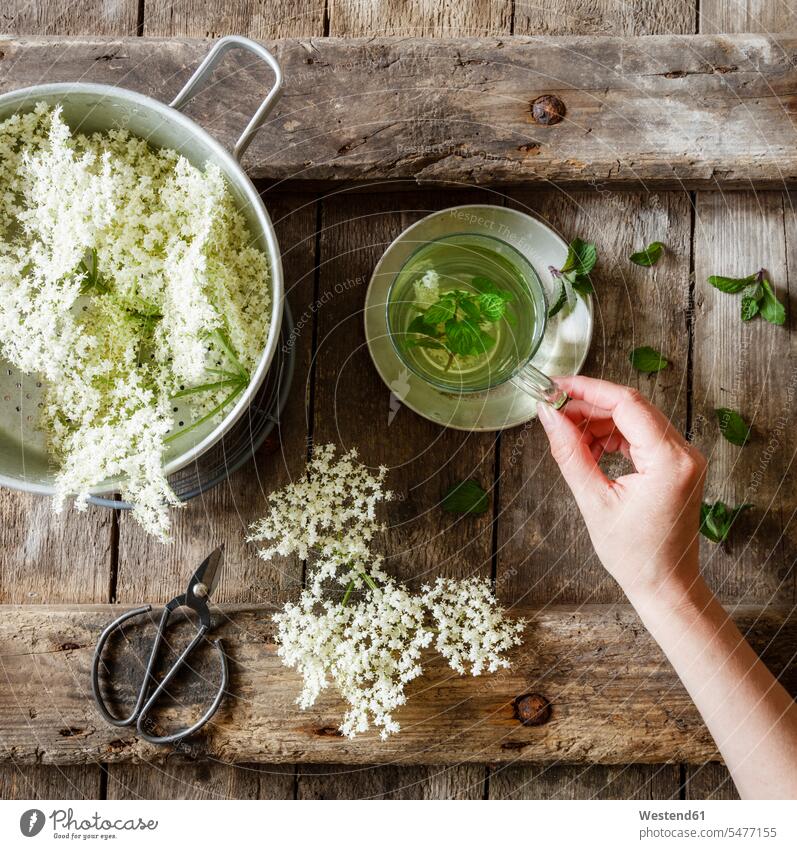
[538,403,610,510]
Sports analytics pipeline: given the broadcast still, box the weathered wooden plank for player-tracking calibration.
[514,0,695,36]
[0,763,101,799]
[107,761,294,799]
[682,0,794,802]
[2,35,797,188]
[496,190,692,605]
[700,1,797,35]
[0,603,793,766]
[0,501,113,604]
[312,189,499,583]
[0,0,139,803]
[297,764,485,798]
[489,763,680,799]
[328,0,512,36]
[144,0,325,38]
[692,192,795,604]
[1,1,139,37]
[685,762,739,800]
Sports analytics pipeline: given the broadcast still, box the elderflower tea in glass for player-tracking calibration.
[386,233,567,406]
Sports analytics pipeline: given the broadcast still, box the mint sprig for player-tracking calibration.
[708,269,785,325]
[630,241,665,267]
[442,479,489,515]
[700,500,752,544]
[715,408,750,446]
[630,346,669,373]
[405,278,513,366]
[548,237,597,318]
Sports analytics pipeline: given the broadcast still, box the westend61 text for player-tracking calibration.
[638,810,706,821]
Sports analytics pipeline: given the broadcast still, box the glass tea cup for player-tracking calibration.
[386,233,568,408]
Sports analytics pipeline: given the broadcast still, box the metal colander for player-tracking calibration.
[0,36,285,500]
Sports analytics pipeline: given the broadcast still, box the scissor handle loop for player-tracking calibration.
[92,605,165,726]
[136,634,229,745]
[92,603,225,743]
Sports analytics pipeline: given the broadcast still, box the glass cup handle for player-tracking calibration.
[510,363,569,409]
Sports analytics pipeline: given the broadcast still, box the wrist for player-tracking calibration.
[623,570,713,624]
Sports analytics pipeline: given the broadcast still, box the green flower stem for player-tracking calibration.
[164,382,245,444]
[341,580,355,607]
[212,328,247,377]
[361,572,379,591]
[171,377,242,398]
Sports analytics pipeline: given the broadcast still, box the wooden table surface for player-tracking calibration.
[1,0,795,801]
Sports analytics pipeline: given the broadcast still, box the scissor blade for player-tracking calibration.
[192,545,224,598]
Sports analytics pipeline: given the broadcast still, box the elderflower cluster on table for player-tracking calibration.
[248,444,524,739]
[0,104,271,538]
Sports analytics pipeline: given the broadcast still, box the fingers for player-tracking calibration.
[555,375,685,461]
[538,402,610,510]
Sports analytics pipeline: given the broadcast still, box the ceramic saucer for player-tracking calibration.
[364,205,593,432]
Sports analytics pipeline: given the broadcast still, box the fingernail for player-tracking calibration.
[537,402,557,426]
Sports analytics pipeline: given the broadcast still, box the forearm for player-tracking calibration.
[628,577,797,799]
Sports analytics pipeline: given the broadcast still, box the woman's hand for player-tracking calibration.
[537,375,707,607]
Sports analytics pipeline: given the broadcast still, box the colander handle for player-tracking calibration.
[169,35,283,163]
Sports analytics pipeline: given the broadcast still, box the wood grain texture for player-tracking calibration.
[700,0,797,34]
[684,0,794,801]
[3,35,797,188]
[1,1,139,36]
[496,190,692,605]
[143,0,325,38]
[107,760,294,799]
[0,764,101,799]
[514,0,696,36]
[0,0,136,804]
[488,763,680,799]
[296,764,485,798]
[328,0,512,36]
[692,192,795,604]
[684,762,740,799]
[311,189,499,584]
[0,603,793,766]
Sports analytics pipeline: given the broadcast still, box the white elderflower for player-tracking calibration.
[413,268,440,305]
[257,446,524,739]
[247,443,392,563]
[0,105,272,540]
[423,577,525,675]
[274,580,432,739]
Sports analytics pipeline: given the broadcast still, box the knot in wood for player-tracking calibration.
[530,95,566,126]
[514,693,552,726]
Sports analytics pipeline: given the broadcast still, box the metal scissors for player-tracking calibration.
[91,546,228,745]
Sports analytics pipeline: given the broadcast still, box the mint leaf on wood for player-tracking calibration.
[629,346,669,373]
[629,241,665,267]
[442,479,489,515]
[715,407,750,446]
[707,272,758,294]
[707,268,785,326]
[700,500,751,544]
[760,279,786,325]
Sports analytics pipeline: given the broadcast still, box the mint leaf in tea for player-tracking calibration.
[388,234,546,392]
